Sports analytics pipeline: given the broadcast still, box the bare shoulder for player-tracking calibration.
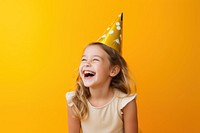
[122,99,138,133]
[67,106,81,133]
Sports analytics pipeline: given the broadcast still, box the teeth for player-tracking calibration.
[83,70,96,78]
[84,71,95,75]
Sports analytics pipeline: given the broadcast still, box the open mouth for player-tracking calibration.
[83,70,96,78]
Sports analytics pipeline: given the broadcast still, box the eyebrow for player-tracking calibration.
[82,55,104,59]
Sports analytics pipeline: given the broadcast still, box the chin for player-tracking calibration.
[82,79,96,88]
[83,82,98,88]
[83,82,93,88]
[84,84,90,88]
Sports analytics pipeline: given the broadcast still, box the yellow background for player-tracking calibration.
[0,0,199,132]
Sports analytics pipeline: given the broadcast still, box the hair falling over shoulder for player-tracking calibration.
[71,42,136,120]
[71,75,90,120]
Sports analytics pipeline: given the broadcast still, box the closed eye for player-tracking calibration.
[93,58,100,62]
[81,58,87,62]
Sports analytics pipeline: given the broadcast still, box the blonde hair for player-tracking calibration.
[71,42,136,119]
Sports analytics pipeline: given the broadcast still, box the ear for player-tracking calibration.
[110,65,120,77]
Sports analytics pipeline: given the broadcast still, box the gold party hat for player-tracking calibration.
[97,13,123,54]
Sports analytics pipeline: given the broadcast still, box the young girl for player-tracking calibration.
[66,13,138,133]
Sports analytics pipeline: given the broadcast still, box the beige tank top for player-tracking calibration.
[66,89,137,133]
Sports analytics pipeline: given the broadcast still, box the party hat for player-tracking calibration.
[97,13,123,54]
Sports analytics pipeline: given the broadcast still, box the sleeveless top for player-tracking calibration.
[66,89,137,133]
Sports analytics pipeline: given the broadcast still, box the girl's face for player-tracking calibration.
[79,45,113,88]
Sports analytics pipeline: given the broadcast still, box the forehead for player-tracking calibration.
[83,45,108,57]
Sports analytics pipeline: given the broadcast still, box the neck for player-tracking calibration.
[88,85,114,107]
[89,81,113,100]
[89,87,113,99]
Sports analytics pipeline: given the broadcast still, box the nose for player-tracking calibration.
[85,60,91,67]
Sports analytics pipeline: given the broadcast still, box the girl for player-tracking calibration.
[66,14,138,133]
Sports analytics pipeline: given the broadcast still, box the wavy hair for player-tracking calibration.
[71,42,136,120]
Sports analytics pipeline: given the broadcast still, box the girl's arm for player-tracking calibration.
[122,99,138,133]
[67,106,81,133]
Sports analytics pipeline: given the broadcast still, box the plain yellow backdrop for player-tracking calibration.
[0,0,200,133]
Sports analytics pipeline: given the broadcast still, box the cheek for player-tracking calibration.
[79,64,83,74]
[96,65,110,74]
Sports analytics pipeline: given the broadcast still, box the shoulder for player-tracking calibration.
[115,89,137,114]
[66,91,81,132]
[65,91,75,107]
[122,98,138,133]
